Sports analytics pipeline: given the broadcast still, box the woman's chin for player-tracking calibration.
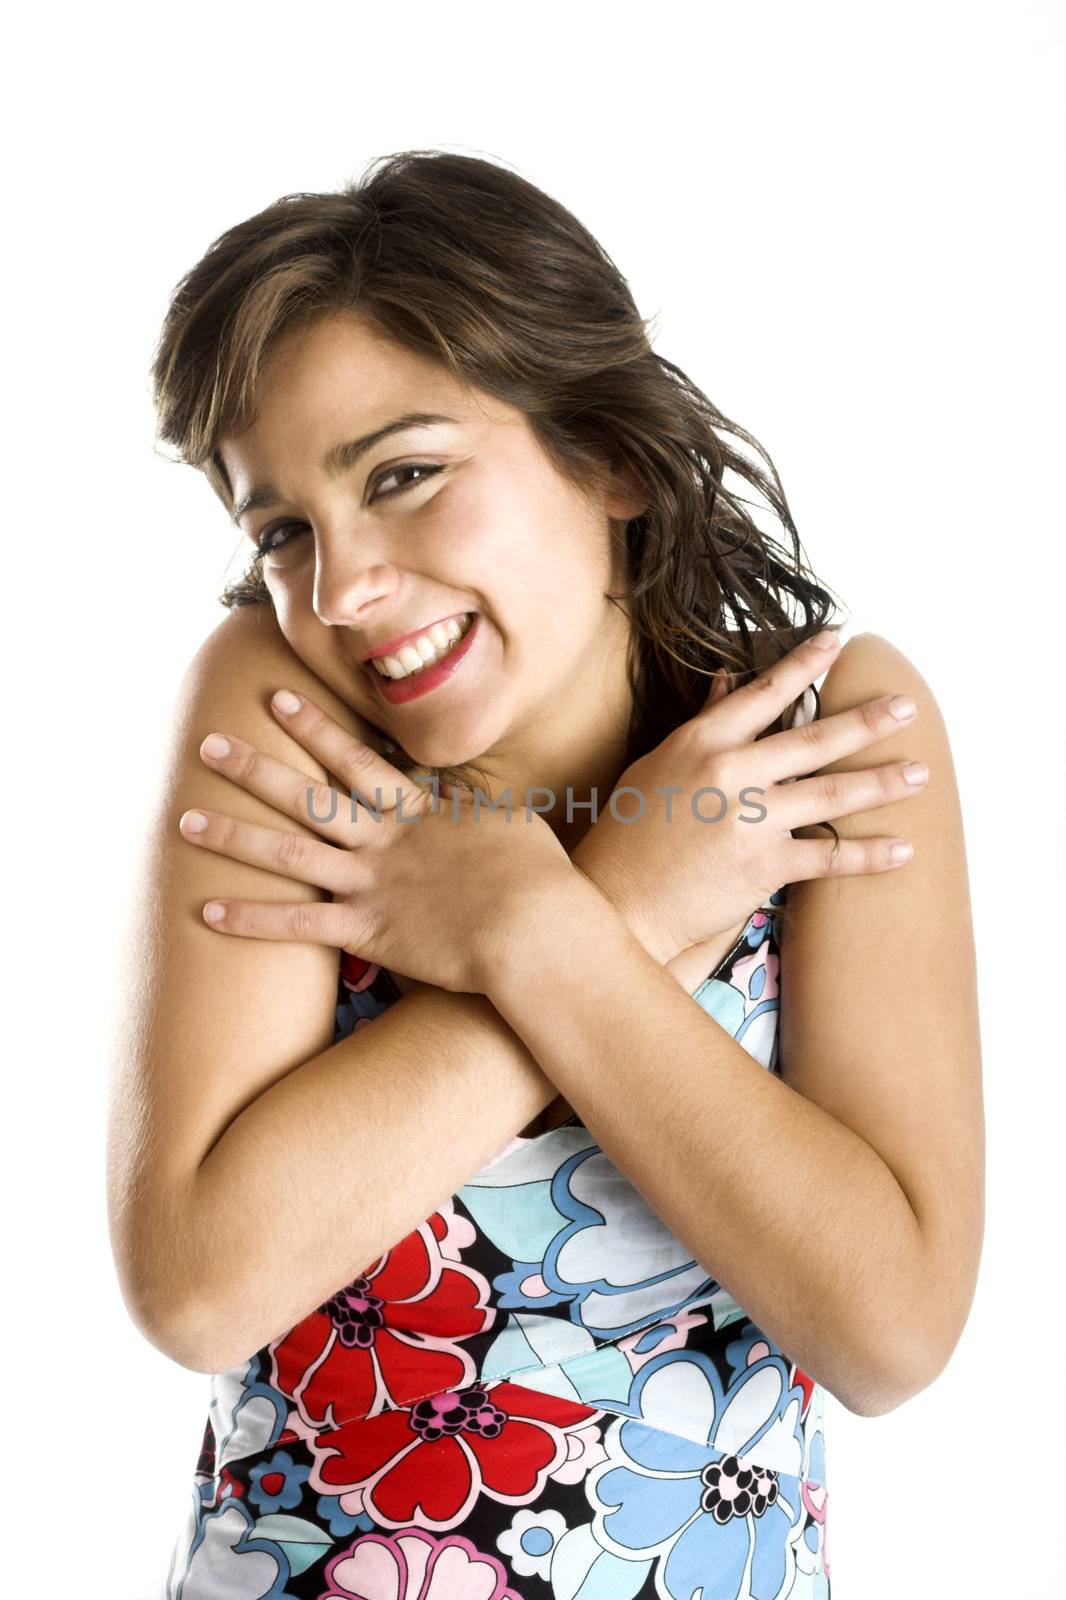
[386,714,506,777]
[397,741,491,778]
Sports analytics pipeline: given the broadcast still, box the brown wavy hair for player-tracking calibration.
[149,148,846,883]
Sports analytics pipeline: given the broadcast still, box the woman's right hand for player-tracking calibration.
[569,629,928,967]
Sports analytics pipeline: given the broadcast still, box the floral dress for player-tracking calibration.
[162,887,832,1600]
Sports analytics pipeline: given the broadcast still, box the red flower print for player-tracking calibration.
[339,952,380,992]
[204,1465,245,1509]
[269,1215,494,1430]
[790,1361,816,1417]
[308,1380,602,1531]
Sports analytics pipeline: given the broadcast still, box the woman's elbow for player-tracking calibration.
[119,1260,254,1374]
[841,1316,962,1418]
[122,1288,222,1374]
[108,1190,234,1373]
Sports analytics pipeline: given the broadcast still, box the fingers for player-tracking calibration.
[785,832,915,884]
[699,629,843,739]
[197,895,364,947]
[197,729,408,846]
[704,665,732,708]
[771,757,928,832]
[269,691,429,814]
[178,807,368,894]
[756,691,919,783]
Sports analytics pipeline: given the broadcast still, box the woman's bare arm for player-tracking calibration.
[471,636,984,1416]
[107,605,572,1372]
[163,985,566,1374]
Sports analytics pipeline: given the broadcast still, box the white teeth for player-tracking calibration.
[370,614,473,680]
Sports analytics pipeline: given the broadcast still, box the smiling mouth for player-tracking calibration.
[363,613,475,682]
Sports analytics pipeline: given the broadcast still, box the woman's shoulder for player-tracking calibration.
[184,603,374,745]
[184,601,303,700]
[187,603,316,698]
[806,623,940,728]
[745,618,932,700]
[740,617,945,750]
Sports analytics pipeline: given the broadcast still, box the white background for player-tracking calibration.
[4,2,1062,1595]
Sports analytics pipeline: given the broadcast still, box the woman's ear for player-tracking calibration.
[604,462,651,523]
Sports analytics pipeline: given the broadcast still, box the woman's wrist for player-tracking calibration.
[567,839,679,966]
[561,838,756,993]
[475,867,634,1006]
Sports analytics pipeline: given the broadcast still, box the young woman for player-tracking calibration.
[108,151,983,1599]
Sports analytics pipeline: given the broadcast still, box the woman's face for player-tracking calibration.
[218,311,645,792]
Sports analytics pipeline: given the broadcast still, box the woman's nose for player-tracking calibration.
[312,541,400,628]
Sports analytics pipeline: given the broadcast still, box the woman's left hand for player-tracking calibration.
[178,688,574,993]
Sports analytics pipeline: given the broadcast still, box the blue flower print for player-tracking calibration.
[539,1145,721,1341]
[166,1494,298,1600]
[314,1492,375,1538]
[248,1449,311,1514]
[585,1348,807,1600]
[492,1258,576,1312]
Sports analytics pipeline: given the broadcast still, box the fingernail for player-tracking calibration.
[810,629,838,650]
[273,690,301,714]
[890,841,914,862]
[203,902,226,923]
[201,734,231,760]
[903,762,928,785]
[888,696,916,720]
[180,810,208,833]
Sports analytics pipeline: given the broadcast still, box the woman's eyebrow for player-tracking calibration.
[230,412,459,526]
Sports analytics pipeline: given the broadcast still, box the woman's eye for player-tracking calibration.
[370,462,442,501]
[256,522,305,559]
[253,463,442,559]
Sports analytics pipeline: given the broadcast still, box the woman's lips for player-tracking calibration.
[361,610,471,664]
[363,613,480,705]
